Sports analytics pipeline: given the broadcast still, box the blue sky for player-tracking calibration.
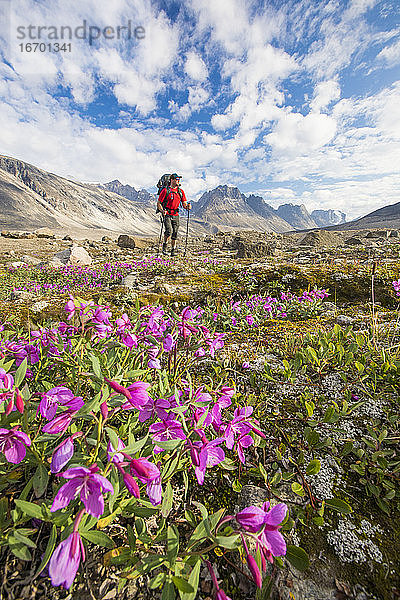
[0,0,399,220]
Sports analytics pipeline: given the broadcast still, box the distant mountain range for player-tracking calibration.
[0,154,365,235]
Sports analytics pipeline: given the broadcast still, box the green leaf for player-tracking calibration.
[32,464,49,498]
[161,580,176,600]
[286,545,310,571]
[14,358,28,388]
[325,498,352,514]
[161,482,173,518]
[8,537,32,560]
[13,530,37,548]
[188,508,225,547]
[80,530,115,548]
[14,499,43,519]
[122,434,149,455]
[149,572,167,589]
[291,482,305,497]
[306,459,321,476]
[215,534,240,549]
[180,558,201,600]
[192,501,208,519]
[106,427,120,450]
[172,576,194,593]
[34,524,57,577]
[90,354,102,379]
[154,439,184,452]
[167,525,179,568]
[124,504,159,518]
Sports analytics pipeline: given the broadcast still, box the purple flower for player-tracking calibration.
[147,357,161,369]
[116,313,131,332]
[49,531,85,589]
[107,438,125,464]
[121,381,152,410]
[235,505,268,532]
[51,464,114,518]
[149,419,187,452]
[0,368,14,390]
[129,458,160,483]
[51,437,74,473]
[138,397,170,423]
[163,334,175,352]
[120,331,138,349]
[222,406,253,450]
[193,439,225,485]
[42,410,74,434]
[235,433,254,464]
[40,387,82,420]
[65,298,76,320]
[258,502,287,557]
[0,428,31,464]
[146,473,162,506]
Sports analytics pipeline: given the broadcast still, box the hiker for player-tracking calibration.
[157,173,191,256]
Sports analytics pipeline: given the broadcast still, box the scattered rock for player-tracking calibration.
[299,230,340,248]
[122,275,138,288]
[20,255,41,265]
[30,300,49,314]
[51,245,92,266]
[10,290,33,301]
[345,237,363,246]
[236,241,274,258]
[238,485,268,510]
[35,228,55,239]
[365,230,389,239]
[117,235,149,249]
[336,315,354,326]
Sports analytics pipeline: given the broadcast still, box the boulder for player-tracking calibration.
[122,275,138,288]
[236,241,274,258]
[365,230,389,239]
[117,235,136,249]
[51,245,92,266]
[299,230,339,248]
[35,228,55,239]
[345,237,363,246]
[389,230,399,238]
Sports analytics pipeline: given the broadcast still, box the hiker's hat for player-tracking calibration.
[170,173,181,179]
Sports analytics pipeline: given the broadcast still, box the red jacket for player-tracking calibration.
[158,186,187,216]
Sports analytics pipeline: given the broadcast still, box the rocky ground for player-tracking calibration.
[0,227,399,600]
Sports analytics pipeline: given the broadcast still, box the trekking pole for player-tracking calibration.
[157,215,164,256]
[184,207,190,257]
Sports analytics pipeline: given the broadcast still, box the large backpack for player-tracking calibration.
[156,173,183,214]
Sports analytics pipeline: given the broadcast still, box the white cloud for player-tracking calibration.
[376,38,400,67]
[265,111,337,153]
[184,52,208,81]
[310,80,341,112]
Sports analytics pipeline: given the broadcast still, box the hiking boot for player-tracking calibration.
[162,243,168,255]
[171,248,176,257]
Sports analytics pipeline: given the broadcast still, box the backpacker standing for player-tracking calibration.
[157,173,191,257]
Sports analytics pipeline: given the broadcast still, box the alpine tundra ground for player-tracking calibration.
[0,229,399,600]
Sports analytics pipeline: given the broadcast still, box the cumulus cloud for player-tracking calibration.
[265,111,337,153]
[184,52,208,81]
[0,0,398,221]
[310,80,341,112]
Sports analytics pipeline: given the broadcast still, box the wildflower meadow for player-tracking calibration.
[0,254,399,600]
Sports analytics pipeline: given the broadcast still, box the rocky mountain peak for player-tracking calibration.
[276,203,317,229]
[311,209,346,227]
